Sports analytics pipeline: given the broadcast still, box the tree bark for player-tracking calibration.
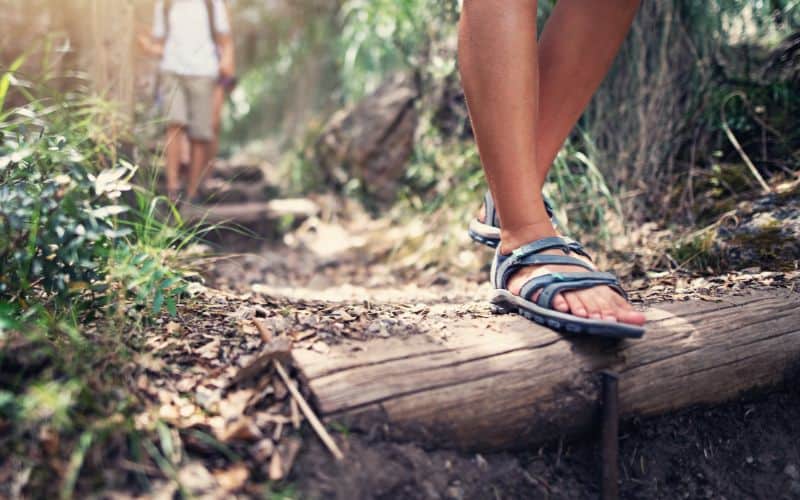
[88,0,136,130]
[293,290,800,451]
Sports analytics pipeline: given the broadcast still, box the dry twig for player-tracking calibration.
[273,360,345,461]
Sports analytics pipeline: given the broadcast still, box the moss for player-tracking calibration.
[728,219,798,269]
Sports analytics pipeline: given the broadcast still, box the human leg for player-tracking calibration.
[183,76,216,200]
[458,0,645,328]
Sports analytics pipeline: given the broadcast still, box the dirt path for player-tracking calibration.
[189,208,800,499]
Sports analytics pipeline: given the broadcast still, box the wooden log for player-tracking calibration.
[183,199,320,225]
[293,290,800,451]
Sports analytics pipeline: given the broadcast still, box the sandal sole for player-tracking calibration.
[491,290,645,340]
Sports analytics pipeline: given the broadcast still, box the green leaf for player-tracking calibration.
[0,54,25,115]
[152,291,164,314]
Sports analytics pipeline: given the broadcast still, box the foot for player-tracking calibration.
[502,225,646,326]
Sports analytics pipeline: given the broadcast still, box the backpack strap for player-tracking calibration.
[163,0,172,40]
[205,0,217,41]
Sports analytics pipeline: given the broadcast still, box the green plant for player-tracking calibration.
[0,125,134,307]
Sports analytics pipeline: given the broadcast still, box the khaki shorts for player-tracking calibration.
[160,72,215,141]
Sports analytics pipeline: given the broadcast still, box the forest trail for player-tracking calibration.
[139,158,800,498]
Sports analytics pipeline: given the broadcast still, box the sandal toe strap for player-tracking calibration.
[524,273,627,309]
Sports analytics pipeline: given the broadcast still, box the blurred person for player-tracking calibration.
[139,0,235,202]
[460,0,647,338]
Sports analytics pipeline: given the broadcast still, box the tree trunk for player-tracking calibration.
[87,0,136,139]
[293,290,800,451]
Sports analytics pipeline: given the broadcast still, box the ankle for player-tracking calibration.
[499,221,558,255]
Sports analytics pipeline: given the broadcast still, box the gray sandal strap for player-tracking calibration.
[536,278,627,309]
[495,236,594,288]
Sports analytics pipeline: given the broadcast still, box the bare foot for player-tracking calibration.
[505,250,646,326]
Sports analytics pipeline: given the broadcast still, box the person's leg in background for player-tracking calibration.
[458,0,645,325]
[187,140,209,201]
[165,125,184,201]
[205,84,225,182]
[184,77,216,201]
[160,73,190,202]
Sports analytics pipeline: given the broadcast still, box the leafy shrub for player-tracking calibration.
[0,127,134,305]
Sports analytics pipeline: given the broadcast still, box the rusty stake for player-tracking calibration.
[601,371,619,500]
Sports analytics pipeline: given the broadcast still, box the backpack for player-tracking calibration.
[163,0,218,43]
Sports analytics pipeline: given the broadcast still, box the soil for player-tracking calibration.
[293,387,800,500]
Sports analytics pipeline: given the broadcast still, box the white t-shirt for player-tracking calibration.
[152,0,230,77]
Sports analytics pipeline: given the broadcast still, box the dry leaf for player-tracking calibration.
[197,339,221,360]
[176,377,198,393]
[219,389,254,420]
[250,439,275,461]
[220,417,262,443]
[213,463,249,492]
[268,452,284,481]
[311,341,330,354]
[159,404,180,422]
[165,321,182,335]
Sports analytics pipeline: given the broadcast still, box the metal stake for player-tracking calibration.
[601,371,619,500]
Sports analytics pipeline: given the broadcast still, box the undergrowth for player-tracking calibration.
[0,68,198,498]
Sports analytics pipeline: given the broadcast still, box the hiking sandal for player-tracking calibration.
[489,236,645,339]
[468,191,558,248]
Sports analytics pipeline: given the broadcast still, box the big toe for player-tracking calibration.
[617,308,647,326]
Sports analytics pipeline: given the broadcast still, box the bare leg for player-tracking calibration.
[459,0,645,325]
[186,140,209,200]
[477,0,642,213]
[536,0,641,183]
[204,85,225,184]
[165,125,184,201]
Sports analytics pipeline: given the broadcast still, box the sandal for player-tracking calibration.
[468,191,557,248]
[490,236,645,339]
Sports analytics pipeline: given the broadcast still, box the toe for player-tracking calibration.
[577,290,602,319]
[618,308,647,326]
[594,293,618,322]
[551,294,570,313]
[564,292,588,318]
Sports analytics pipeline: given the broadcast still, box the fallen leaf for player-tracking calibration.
[166,321,182,335]
[268,452,284,481]
[213,463,249,492]
[197,339,221,360]
[220,417,262,443]
[311,341,330,354]
[250,439,275,461]
[219,389,254,420]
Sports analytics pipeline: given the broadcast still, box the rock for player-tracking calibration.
[315,73,419,204]
[785,463,800,480]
